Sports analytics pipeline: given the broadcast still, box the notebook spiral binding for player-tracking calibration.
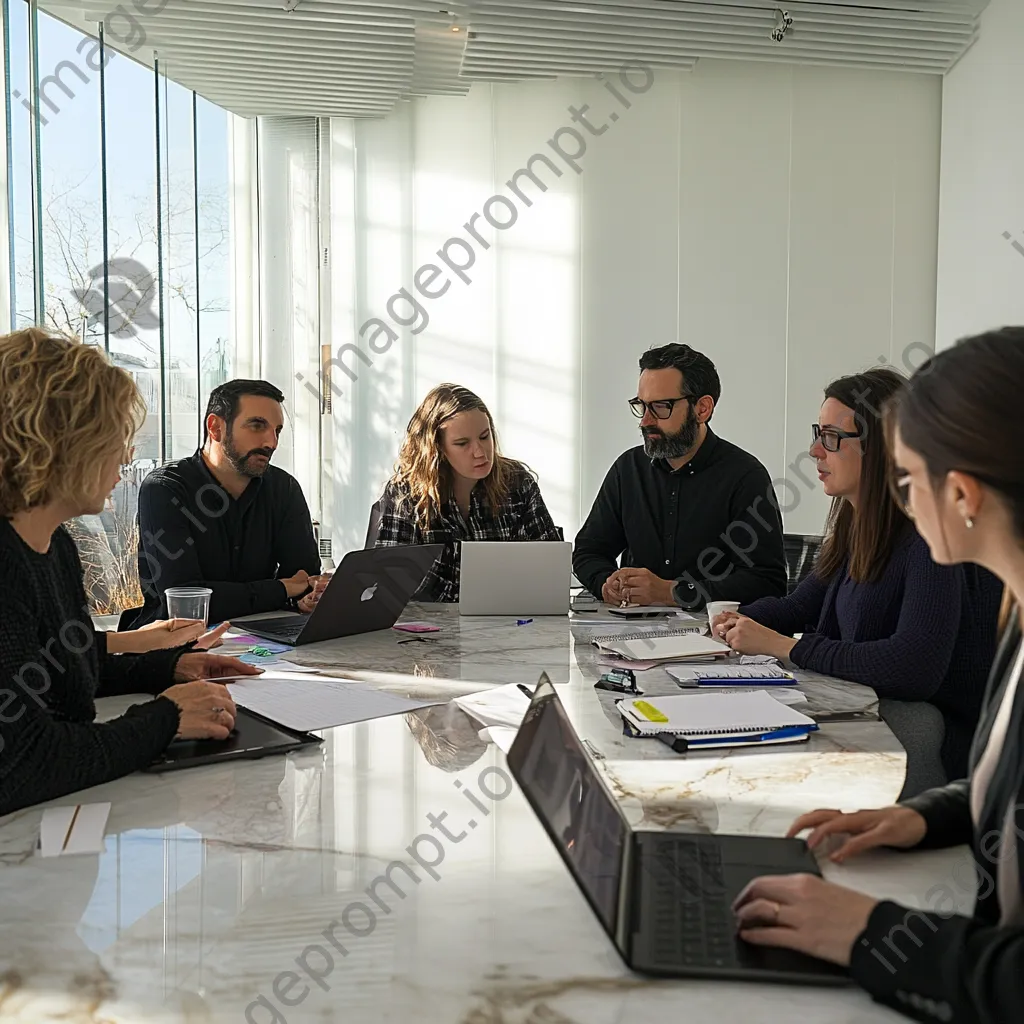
[591,626,704,644]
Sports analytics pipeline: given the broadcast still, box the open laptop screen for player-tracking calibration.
[507,679,628,938]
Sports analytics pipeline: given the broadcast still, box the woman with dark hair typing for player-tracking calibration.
[732,328,1024,1024]
[712,368,1001,795]
[0,329,260,818]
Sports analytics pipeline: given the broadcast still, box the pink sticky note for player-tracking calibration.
[393,622,441,633]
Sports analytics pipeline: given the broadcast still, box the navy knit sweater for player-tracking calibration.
[0,520,183,817]
[742,528,1002,778]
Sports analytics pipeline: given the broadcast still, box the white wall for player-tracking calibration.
[314,57,941,550]
[936,0,1024,351]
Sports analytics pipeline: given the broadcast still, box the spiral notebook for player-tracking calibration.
[617,689,817,747]
[591,628,730,664]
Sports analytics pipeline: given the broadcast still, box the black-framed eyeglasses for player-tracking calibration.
[629,395,693,420]
[811,423,863,453]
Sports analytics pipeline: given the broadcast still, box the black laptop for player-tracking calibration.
[506,677,850,985]
[244,544,443,646]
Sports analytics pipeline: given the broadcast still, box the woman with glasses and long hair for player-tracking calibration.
[732,328,1024,1023]
[713,368,1001,794]
[0,329,260,817]
[374,384,561,601]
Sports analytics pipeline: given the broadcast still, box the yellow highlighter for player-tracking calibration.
[631,700,669,723]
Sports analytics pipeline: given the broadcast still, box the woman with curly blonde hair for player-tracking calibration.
[374,384,561,601]
[0,328,259,816]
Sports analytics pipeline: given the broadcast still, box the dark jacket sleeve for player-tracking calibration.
[572,460,627,597]
[273,477,322,579]
[137,472,289,623]
[789,542,964,699]
[901,780,974,850]
[740,571,829,636]
[94,629,190,698]
[850,900,1024,1024]
[678,467,787,608]
[0,602,181,817]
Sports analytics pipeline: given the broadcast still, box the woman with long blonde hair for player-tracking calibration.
[374,384,561,601]
[0,329,259,817]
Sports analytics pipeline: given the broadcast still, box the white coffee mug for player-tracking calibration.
[707,600,741,634]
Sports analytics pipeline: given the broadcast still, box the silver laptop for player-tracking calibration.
[458,540,572,616]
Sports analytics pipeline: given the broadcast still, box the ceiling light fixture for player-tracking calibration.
[771,8,793,42]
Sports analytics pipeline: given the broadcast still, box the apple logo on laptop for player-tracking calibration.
[360,583,378,602]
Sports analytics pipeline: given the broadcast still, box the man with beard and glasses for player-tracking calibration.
[126,380,323,628]
[573,344,787,611]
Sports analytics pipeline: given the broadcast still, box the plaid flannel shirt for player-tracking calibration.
[374,466,562,601]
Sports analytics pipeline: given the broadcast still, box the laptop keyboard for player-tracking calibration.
[250,615,309,643]
[644,838,739,968]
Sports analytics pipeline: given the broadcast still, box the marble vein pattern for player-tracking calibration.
[0,605,944,1023]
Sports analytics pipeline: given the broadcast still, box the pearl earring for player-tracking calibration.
[965,517,974,530]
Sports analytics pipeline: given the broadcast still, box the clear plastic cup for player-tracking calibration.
[164,587,213,626]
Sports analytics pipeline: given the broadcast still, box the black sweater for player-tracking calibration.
[130,450,321,627]
[850,615,1024,1023]
[573,429,787,609]
[0,520,182,817]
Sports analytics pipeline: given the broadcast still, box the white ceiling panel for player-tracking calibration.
[39,0,988,118]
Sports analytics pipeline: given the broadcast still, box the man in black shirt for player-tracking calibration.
[573,344,787,612]
[127,380,322,627]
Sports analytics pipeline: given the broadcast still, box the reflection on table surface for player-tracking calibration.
[0,604,951,1023]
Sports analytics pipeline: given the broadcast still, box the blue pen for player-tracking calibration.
[687,725,816,746]
[696,677,793,686]
[516,618,533,626]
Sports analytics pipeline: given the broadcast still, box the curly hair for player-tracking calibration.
[0,328,146,517]
[390,383,523,528]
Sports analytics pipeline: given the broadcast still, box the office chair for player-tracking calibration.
[364,499,384,549]
[783,533,822,593]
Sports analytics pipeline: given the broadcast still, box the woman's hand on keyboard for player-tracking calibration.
[787,806,928,863]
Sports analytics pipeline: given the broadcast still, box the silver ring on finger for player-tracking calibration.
[210,706,226,715]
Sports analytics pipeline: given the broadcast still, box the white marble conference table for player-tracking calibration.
[0,606,974,1023]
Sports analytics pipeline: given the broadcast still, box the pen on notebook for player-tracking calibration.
[61,804,81,852]
[517,684,534,699]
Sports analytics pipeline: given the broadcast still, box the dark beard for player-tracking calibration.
[642,404,700,460]
[224,428,274,478]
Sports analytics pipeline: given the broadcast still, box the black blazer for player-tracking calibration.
[849,612,1024,1023]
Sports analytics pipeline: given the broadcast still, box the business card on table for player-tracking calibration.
[38,802,111,857]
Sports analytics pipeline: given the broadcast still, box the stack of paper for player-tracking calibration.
[617,690,817,750]
[666,664,796,687]
[592,630,731,664]
[227,672,443,732]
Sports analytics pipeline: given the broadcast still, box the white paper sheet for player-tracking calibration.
[670,686,808,706]
[477,725,518,752]
[38,802,110,857]
[453,684,531,729]
[227,673,443,732]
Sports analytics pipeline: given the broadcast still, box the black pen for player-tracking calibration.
[655,732,688,754]
[517,684,534,700]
